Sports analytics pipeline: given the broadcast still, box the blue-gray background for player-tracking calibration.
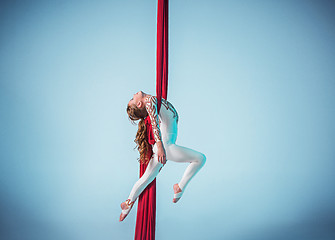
[1,0,334,239]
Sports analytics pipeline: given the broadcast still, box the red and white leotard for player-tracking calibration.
[144,95,179,145]
[126,95,205,204]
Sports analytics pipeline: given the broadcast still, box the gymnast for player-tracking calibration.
[119,91,206,221]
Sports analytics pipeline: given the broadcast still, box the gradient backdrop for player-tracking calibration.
[1,0,335,239]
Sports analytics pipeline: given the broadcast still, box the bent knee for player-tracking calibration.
[197,153,206,166]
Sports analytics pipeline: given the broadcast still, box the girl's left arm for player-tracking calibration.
[145,96,166,164]
[145,96,162,143]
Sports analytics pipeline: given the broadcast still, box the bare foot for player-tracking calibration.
[173,183,182,203]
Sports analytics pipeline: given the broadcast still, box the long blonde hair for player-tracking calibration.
[126,104,151,164]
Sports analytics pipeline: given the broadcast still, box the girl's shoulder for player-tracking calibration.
[145,95,170,105]
[145,95,160,103]
[144,95,155,103]
[144,96,157,110]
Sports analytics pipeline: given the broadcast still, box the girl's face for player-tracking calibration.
[128,91,144,108]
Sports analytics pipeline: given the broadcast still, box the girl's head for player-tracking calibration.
[126,91,148,123]
[126,91,150,164]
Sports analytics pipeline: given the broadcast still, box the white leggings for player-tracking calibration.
[127,142,206,203]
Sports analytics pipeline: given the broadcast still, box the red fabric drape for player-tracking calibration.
[135,0,168,239]
[134,117,156,240]
[156,0,168,113]
[135,162,156,240]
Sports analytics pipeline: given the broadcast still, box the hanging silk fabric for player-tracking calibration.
[134,0,168,239]
[156,0,169,112]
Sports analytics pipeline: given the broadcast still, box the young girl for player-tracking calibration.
[119,91,206,221]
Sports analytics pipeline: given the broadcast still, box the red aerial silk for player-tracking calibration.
[156,0,169,113]
[134,117,156,240]
[134,0,168,239]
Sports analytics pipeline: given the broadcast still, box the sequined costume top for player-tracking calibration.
[145,95,179,144]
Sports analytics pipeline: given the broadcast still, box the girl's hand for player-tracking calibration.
[156,141,166,165]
